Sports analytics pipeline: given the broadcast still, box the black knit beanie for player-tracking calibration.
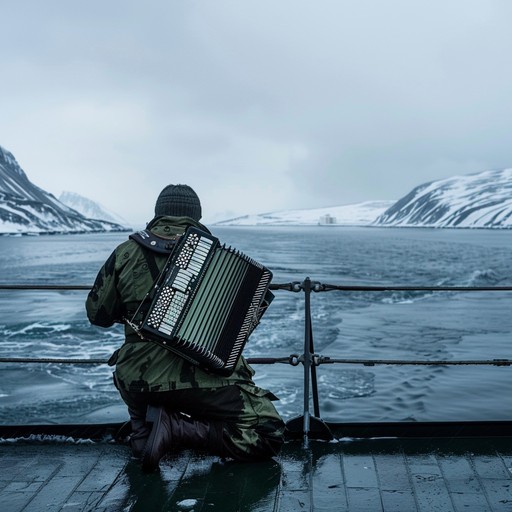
[154,184,202,221]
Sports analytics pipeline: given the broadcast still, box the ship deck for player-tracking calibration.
[1,429,511,512]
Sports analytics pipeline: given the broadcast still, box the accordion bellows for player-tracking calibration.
[135,227,273,375]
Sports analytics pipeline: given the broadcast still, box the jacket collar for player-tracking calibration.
[145,216,211,237]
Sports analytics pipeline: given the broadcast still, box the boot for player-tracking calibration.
[129,417,151,459]
[141,405,224,472]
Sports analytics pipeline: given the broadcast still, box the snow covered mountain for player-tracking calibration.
[374,168,512,229]
[59,191,130,228]
[4,140,511,232]
[215,201,395,226]
[0,145,128,234]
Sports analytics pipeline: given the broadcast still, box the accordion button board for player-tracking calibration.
[138,227,273,376]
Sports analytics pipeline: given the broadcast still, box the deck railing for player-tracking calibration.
[1,281,512,441]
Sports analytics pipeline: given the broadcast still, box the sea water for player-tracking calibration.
[0,226,511,424]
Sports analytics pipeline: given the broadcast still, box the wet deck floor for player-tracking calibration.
[1,437,511,511]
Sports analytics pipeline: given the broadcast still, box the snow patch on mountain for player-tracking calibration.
[59,191,130,228]
[374,168,512,229]
[215,201,395,226]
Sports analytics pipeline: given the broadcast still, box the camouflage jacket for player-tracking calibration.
[85,216,257,392]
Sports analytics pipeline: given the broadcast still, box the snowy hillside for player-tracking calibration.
[215,201,395,226]
[375,168,512,229]
[59,191,130,228]
[0,145,128,234]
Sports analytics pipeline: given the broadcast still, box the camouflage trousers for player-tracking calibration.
[117,382,285,461]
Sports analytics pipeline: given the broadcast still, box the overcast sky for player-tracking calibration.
[1,1,512,225]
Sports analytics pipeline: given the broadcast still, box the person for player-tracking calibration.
[86,184,285,472]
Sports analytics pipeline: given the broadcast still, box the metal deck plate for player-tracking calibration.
[1,437,511,511]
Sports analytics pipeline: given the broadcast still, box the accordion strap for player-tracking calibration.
[129,229,180,254]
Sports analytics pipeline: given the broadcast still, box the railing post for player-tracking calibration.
[295,277,333,443]
[302,277,313,444]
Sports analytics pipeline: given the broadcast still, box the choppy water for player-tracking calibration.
[0,227,511,425]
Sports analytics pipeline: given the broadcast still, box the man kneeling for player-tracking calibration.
[86,184,285,471]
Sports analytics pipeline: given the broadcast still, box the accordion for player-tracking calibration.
[133,227,273,375]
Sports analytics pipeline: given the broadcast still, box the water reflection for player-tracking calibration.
[116,457,282,512]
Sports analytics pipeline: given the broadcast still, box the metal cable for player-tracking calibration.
[2,282,512,292]
[314,283,512,292]
[314,357,512,367]
[1,355,509,366]
[0,284,91,290]
[0,356,294,365]
[0,357,108,364]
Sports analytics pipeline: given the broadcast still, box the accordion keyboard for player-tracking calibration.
[146,232,215,335]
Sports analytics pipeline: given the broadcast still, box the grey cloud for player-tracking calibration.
[1,1,512,224]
